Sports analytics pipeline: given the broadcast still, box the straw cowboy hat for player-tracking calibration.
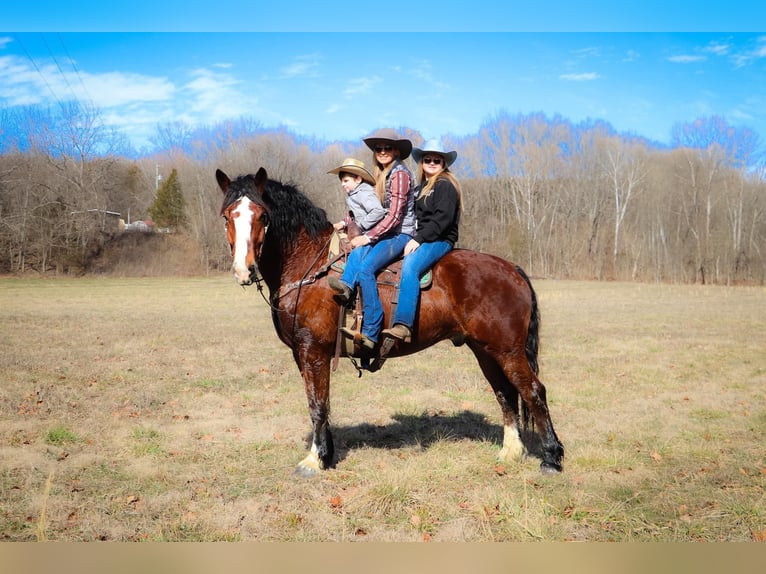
[327,158,375,185]
[362,128,413,160]
[412,138,458,168]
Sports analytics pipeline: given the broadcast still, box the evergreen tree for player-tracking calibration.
[148,168,186,229]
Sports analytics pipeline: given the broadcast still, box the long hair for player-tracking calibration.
[372,151,400,202]
[416,166,463,209]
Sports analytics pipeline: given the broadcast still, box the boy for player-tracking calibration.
[327,158,386,232]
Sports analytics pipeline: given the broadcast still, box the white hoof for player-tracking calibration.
[294,448,324,477]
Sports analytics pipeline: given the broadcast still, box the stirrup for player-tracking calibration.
[340,327,375,349]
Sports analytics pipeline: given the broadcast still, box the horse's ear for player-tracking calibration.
[216,169,230,194]
[253,167,268,194]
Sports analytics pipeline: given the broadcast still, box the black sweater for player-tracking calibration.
[412,177,460,246]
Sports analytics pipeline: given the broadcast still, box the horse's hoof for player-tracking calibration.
[293,464,319,478]
[540,461,562,474]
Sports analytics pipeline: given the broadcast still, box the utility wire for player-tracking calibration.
[42,33,79,104]
[13,33,64,109]
[56,32,93,104]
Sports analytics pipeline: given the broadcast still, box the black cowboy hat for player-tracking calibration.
[362,128,413,160]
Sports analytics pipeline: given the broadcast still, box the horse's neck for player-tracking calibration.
[261,229,331,290]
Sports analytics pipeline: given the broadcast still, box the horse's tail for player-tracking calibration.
[516,265,540,375]
[516,265,539,432]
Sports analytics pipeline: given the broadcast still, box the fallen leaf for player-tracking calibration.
[329,495,343,509]
[651,451,662,462]
[752,529,766,542]
[493,464,506,476]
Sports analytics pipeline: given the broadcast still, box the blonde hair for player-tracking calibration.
[372,149,400,202]
[417,164,463,208]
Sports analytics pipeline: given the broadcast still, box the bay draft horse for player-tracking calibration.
[216,167,564,477]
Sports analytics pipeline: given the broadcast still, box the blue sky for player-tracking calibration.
[2,3,765,152]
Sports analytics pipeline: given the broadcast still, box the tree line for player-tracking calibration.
[1,103,764,284]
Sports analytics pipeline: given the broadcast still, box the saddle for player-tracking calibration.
[328,218,432,374]
[328,220,432,288]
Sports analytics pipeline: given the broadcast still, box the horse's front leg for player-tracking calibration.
[294,354,333,477]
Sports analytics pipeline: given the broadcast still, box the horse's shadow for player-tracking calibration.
[312,410,544,467]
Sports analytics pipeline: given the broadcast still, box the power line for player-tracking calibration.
[13,33,64,109]
[42,33,79,104]
[56,33,93,104]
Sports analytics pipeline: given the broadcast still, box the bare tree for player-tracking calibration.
[596,134,647,271]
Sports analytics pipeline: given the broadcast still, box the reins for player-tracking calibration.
[248,229,339,315]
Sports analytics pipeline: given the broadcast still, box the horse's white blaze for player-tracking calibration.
[231,197,254,283]
[497,424,525,463]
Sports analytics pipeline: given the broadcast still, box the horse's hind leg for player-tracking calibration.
[511,368,564,473]
[468,343,526,464]
[294,357,334,477]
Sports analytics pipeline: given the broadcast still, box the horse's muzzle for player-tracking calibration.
[232,263,256,286]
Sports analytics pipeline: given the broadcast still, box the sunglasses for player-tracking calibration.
[422,157,443,165]
[374,145,394,153]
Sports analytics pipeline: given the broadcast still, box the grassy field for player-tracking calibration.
[1,276,764,541]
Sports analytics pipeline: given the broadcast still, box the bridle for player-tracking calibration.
[227,195,340,315]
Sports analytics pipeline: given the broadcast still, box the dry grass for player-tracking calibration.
[1,276,764,541]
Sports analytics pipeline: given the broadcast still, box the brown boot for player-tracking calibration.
[328,276,351,303]
[340,327,376,349]
[382,324,411,343]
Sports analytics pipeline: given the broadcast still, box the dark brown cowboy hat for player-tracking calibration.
[363,128,413,160]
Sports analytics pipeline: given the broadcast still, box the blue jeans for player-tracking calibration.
[340,233,411,343]
[391,240,452,329]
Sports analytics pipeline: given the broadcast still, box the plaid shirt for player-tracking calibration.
[365,162,416,242]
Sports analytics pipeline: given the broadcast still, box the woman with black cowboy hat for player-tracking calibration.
[328,128,416,349]
[382,138,462,343]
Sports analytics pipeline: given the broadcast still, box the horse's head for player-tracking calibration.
[217,167,270,286]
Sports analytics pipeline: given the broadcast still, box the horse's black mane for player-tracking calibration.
[224,174,331,246]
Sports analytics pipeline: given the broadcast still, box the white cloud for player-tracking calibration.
[560,72,599,81]
[667,54,706,64]
[83,71,175,107]
[571,47,601,58]
[0,54,175,108]
[182,67,252,120]
[729,37,766,68]
[280,54,321,78]
[704,42,730,56]
[343,75,381,98]
[0,37,13,49]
